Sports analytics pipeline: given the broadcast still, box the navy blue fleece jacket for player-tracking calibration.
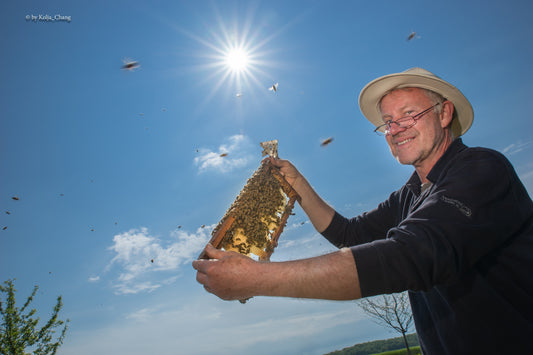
[321,139,533,354]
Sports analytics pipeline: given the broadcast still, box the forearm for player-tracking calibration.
[270,157,335,232]
[291,175,336,233]
[257,248,362,300]
[194,242,362,301]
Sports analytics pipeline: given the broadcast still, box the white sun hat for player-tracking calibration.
[358,67,474,137]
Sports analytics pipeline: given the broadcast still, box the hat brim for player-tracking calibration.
[358,69,473,137]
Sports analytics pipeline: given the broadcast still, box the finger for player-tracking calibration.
[269,156,283,167]
[270,158,288,176]
[204,243,226,259]
[192,259,201,271]
[196,269,208,285]
[192,255,212,273]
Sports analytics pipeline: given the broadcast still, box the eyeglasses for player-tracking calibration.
[374,102,442,136]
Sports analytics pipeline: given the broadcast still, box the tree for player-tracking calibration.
[357,292,414,355]
[0,279,69,355]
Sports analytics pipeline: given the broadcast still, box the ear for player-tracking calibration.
[439,100,454,129]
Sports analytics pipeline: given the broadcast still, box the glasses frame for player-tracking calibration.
[374,102,442,136]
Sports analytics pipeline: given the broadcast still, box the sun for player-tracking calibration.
[177,5,285,102]
[224,47,250,73]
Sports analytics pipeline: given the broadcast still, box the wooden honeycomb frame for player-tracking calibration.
[198,159,300,261]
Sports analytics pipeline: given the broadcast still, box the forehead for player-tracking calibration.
[380,87,430,107]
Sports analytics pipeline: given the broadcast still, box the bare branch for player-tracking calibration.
[358,292,415,354]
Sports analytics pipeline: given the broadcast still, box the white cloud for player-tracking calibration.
[194,134,253,173]
[126,307,158,322]
[501,139,533,155]
[501,139,533,196]
[88,276,100,282]
[273,230,337,263]
[114,281,161,295]
[60,297,384,355]
[106,226,212,294]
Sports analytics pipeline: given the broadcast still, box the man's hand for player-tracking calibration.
[192,244,259,301]
[268,157,303,189]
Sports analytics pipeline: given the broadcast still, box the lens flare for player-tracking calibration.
[224,47,250,73]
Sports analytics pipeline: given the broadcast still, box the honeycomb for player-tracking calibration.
[199,141,299,261]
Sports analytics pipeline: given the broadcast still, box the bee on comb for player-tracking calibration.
[199,140,299,262]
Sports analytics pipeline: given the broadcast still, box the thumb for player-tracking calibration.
[269,156,282,167]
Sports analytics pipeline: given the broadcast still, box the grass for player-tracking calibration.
[373,346,421,355]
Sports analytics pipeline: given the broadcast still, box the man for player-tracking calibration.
[193,68,533,353]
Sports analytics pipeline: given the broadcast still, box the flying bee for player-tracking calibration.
[121,58,140,71]
[407,31,420,41]
[321,137,334,147]
[220,153,228,157]
[268,83,279,92]
[12,196,19,201]
[201,224,205,228]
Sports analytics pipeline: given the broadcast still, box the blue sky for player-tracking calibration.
[1,0,532,354]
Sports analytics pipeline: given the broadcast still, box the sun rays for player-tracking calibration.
[206,30,270,100]
[172,6,282,105]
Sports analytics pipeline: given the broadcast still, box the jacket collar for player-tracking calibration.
[405,138,467,195]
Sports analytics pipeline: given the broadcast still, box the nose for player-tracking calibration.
[387,121,406,136]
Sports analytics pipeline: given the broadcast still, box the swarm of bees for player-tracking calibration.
[220,162,286,256]
[199,141,299,261]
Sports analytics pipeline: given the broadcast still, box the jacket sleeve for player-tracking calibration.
[321,190,402,248]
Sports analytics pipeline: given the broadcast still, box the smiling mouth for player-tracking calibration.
[396,138,414,146]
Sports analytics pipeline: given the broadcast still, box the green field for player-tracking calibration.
[325,333,419,355]
[373,346,421,355]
